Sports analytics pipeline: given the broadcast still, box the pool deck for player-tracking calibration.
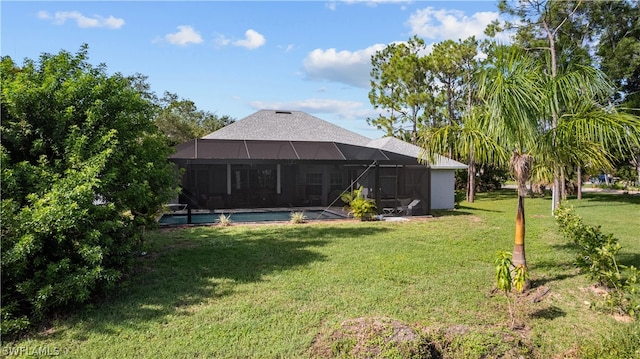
[159,205,424,225]
[166,206,349,216]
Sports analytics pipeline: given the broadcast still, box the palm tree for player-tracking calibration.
[478,45,640,283]
[479,46,544,273]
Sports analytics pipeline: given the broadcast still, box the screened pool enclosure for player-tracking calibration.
[169,110,466,214]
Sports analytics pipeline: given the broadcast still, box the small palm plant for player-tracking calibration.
[495,251,529,328]
[289,211,307,224]
[218,213,232,226]
[340,186,377,221]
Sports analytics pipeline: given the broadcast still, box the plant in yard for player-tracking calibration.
[555,204,639,318]
[480,45,543,277]
[289,212,307,224]
[555,205,621,289]
[477,43,640,284]
[495,251,514,327]
[495,251,528,328]
[0,46,179,337]
[341,186,377,221]
[218,214,232,226]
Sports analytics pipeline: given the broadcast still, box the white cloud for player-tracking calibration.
[248,98,385,138]
[164,25,203,46]
[278,44,295,52]
[214,33,231,47]
[37,10,124,29]
[302,44,387,88]
[249,98,372,119]
[233,29,266,50]
[407,7,498,40]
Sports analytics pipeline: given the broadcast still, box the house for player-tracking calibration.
[169,110,467,214]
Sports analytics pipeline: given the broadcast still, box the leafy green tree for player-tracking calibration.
[586,0,640,185]
[428,37,479,126]
[368,36,435,144]
[421,37,492,202]
[490,0,640,207]
[585,0,640,109]
[0,46,179,336]
[155,91,234,145]
[491,0,589,210]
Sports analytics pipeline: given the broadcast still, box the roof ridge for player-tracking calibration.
[201,109,371,146]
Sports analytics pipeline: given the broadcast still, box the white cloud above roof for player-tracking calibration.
[164,25,203,46]
[302,44,386,88]
[249,98,365,117]
[233,29,266,50]
[37,10,124,29]
[406,7,498,40]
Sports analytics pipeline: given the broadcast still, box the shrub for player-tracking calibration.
[289,212,307,224]
[341,187,378,221]
[0,47,178,337]
[218,214,232,226]
[555,204,639,318]
[554,205,621,288]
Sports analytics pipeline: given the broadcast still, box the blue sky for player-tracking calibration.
[2,1,503,139]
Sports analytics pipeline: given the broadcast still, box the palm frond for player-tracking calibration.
[479,45,544,153]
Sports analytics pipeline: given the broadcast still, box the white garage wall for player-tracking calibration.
[431,170,455,210]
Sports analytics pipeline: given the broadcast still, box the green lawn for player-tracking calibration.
[3,191,639,358]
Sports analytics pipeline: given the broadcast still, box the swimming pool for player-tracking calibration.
[159,209,345,225]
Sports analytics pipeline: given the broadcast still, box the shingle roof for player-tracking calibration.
[202,110,371,146]
[367,137,467,169]
[192,109,467,169]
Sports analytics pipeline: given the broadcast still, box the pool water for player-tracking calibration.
[159,210,345,225]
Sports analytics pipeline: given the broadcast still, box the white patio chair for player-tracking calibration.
[398,199,421,215]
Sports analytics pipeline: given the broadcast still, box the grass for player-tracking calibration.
[3,191,639,358]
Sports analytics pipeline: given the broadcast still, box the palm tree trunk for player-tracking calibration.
[513,194,530,291]
[553,167,561,212]
[467,153,476,203]
[465,68,475,203]
[513,194,527,268]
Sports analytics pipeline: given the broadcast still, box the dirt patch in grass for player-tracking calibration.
[310,317,535,358]
[310,317,430,358]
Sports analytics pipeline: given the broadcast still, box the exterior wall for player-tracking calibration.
[430,170,456,210]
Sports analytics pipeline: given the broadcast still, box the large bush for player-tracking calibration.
[1,46,179,336]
